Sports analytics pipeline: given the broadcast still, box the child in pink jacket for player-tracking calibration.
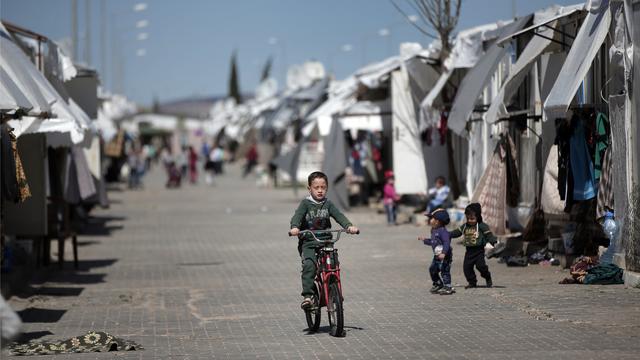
[383,171,401,225]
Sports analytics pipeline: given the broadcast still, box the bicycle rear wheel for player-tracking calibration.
[327,281,344,337]
[305,284,321,331]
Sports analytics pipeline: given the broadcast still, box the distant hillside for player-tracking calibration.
[155,94,253,119]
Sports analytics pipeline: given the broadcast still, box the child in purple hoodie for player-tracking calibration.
[418,208,454,295]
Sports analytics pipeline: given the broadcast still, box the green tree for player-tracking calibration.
[260,56,273,82]
[228,50,242,104]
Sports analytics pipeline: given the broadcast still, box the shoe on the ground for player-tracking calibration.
[430,284,443,294]
[300,297,313,310]
[464,283,477,289]
[439,287,455,295]
[486,280,493,288]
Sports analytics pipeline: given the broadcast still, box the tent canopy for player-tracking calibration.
[543,0,613,119]
[485,5,587,124]
[447,15,533,135]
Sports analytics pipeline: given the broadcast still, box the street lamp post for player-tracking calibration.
[109,2,149,94]
[268,37,287,87]
[327,44,353,77]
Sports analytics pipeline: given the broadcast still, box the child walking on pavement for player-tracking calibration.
[289,171,359,309]
[383,171,400,226]
[449,203,497,288]
[418,208,454,295]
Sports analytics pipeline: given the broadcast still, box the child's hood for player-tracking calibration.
[306,195,326,204]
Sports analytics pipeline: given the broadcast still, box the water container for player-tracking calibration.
[600,210,618,264]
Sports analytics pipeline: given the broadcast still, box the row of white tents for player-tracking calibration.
[202,0,638,275]
[1,20,136,257]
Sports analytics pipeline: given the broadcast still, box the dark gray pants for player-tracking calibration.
[463,246,491,285]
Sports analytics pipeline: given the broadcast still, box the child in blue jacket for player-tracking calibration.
[418,208,454,295]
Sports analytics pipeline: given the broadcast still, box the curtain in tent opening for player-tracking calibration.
[543,1,612,120]
[465,121,486,197]
[321,117,349,210]
[391,67,427,195]
[448,15,532,136]
[609,94,632,251]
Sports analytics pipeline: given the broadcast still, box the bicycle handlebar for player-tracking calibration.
[288,229,360,241]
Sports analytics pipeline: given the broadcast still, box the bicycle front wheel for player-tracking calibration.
[327,281,344,337]
[305,283,321,332]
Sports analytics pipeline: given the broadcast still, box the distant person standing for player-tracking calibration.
[383,171,401,226]
[211,144,225,174]
[176,147,188,179]
[188,146,198,184]
[243,142,258,178]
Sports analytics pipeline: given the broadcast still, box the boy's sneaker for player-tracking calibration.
[464,283,477,289]
[300,297,313,310]
[486,279,493,288]
[439,287,455,295]
[429,284,443,294]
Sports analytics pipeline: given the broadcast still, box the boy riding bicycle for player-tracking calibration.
[290,171,359,309]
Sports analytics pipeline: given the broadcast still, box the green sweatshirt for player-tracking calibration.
[449,222,497,248]
[290,196,353,241]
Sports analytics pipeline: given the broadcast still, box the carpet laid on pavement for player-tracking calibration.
[8,331,142,356]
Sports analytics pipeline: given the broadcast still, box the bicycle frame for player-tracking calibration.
[296,230,347,308]
[316,240,342,308]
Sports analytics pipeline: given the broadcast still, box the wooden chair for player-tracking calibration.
[46,197,78,269]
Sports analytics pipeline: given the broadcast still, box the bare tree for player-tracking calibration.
[389,0,462,65]
[390,0,463,199]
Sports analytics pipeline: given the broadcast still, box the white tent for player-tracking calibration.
[419,22,502,126]
[0,23,56,115]
[2,22,90,147]
[0,67,32,112]
[447,15,532,135]
[485,5,586,124]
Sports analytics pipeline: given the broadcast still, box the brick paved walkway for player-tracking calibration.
[5,165,640,359]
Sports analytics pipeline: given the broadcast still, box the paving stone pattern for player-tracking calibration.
[6,165,640,359]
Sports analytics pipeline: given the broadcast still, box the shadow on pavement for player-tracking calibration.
[78,215,126,237]
[16,331,54,343]
[35,286,84,297]
[17,308,67,323]
[76,240,101,247]
[31,273,106,285]
[305,325,365,335]
[176,261,224,267]
[75,259,118,272]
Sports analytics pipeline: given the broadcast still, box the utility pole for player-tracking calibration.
[101,0,107,80]
[84,0,91,64]
[71,0,78,60]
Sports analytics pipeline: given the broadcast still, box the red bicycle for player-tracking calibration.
[290,229,357,337]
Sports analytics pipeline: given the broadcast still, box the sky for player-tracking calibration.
[0,0,580,105]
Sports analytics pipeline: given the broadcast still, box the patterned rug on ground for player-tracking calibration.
[8,331,143,356]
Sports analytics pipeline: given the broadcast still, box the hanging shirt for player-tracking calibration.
[569,120,597,200]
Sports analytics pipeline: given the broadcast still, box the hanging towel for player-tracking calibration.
[11,129,31,202]
[569,120,597,200]
[541,145,566,215]
[1,124,19,203]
